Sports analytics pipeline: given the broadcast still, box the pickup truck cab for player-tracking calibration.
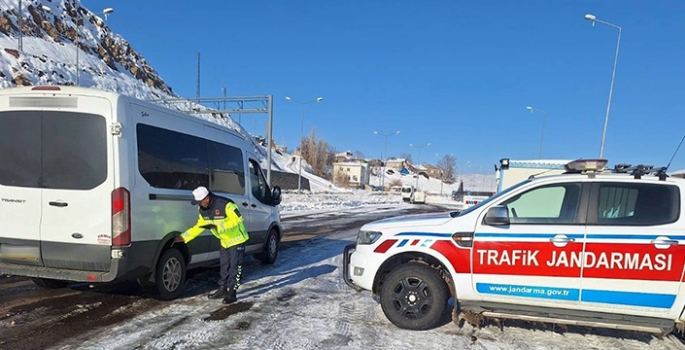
[344,159,685,335]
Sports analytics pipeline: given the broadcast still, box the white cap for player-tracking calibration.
[192,186,209,204]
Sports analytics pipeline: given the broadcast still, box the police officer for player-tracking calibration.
[174,186,249,304]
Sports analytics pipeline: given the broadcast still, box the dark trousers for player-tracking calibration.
[219,244,244,291]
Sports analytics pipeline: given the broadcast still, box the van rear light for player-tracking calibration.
[31,86,61,91]
[112,187,131,246]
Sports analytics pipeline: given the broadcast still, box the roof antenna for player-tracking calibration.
[666,132,685,172]
[659,132,685,181]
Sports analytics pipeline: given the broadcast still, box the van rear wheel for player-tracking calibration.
[32,277,69,289]
[154,248,186,301]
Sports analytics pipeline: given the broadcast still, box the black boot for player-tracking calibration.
[208,287,228,299]
[222,289,237,304]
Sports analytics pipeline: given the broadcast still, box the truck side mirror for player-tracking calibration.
[483,205,510,226]
[271,186,282,206]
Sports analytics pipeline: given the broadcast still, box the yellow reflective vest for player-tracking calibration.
[180,195,249,249]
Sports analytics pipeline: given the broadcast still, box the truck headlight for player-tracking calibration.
[357,230,382,245]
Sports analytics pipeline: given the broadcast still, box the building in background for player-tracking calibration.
[332,161,369,189]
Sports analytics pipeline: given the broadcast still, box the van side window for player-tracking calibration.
[137,124,209,190]
[596,183,679,226]
[501,183,581,225]
[207,141,245,195]
[248,159,271,205]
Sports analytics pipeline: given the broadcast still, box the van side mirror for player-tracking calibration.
[271,186,282,206]
[483,205,510,226]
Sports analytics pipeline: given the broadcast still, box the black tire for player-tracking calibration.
[257,229,279,265]
[154,248,186,301]
[379,262,450,330]
[32,277,69,289]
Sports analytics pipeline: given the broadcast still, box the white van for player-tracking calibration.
[0,86,283,300]
[400,185,414,202]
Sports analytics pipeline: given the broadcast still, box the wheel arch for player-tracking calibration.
[372,250,457,298]
[147,231,190,283]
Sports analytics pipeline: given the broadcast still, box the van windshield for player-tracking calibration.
[0,111,107,190]
[457,179,532,217]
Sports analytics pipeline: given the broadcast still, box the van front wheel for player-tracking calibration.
[257,229,279,265]
[32,277,69,289]
[154,248,186,301]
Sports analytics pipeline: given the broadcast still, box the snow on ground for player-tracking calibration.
[54,223,685,350]
[277,189,461,218]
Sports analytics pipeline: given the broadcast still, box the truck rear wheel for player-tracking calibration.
[379,262,450,330]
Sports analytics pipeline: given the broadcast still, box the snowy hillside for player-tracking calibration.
[0,0,287,175]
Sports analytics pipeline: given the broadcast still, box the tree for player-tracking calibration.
[400,153,413,164]
[437,154,457,183]
[354,150,365,159]
[334,167,350,187]
[299,128,335,177]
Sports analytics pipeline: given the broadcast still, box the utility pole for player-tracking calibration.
[18,0,22,52]
[196,52,201,98]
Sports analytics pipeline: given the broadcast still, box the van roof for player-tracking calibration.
[0,85,247,141]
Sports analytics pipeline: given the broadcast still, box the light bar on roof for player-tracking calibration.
[565,159,608,172]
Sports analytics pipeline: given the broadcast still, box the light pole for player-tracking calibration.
[585,13,622,159]
[409,143,430,191]
[285,96,323,192]
[409,143,431,166]
[18,0,23,52]
[374,130,400,190]
[526,106,547,158]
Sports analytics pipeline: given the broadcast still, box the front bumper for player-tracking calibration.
[343,244,363,292]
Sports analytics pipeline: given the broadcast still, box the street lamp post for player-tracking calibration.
[526,106,547,158]
[409,143,430,191]
[18,0,23,52]
[585,13,622,159]
[409,143,431,166]
[285,96,323,193]
[374,130,400,191]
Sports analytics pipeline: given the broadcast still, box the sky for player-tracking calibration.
[86,0,685,172]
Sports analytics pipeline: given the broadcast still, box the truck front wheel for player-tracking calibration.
[379,262,450,330]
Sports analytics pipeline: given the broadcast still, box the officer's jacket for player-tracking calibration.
[181,195,249,249]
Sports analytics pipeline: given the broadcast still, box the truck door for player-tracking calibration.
[472,181,587,307]
[580,182,685,318]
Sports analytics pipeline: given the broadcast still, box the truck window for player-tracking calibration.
[596,183,679,226]
[501,183,581,224]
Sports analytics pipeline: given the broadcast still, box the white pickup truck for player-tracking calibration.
[344,159,685,336]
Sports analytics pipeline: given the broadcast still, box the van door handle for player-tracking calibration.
[242,202,249,207]
[251,204,257,208]
[49,201,68,207]
[651,239,678,246]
